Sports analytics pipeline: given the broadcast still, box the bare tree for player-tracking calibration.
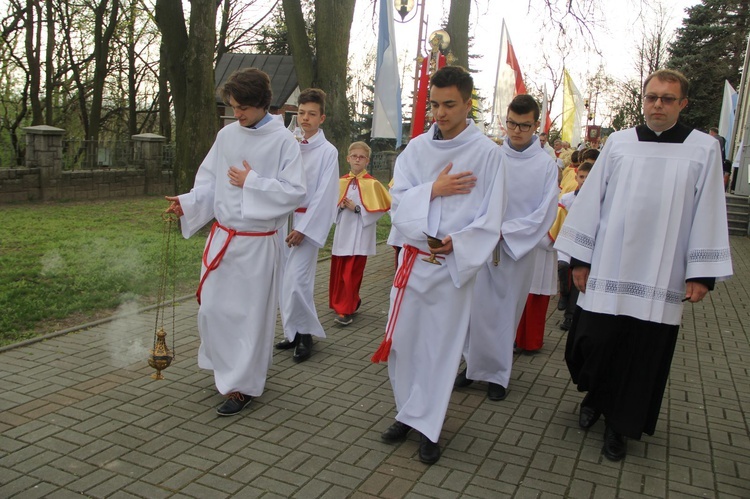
[88,0,120,143]
[217,0,279,63]
[608,2,672,130]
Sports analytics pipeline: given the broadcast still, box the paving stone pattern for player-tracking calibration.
[1,238,749,498]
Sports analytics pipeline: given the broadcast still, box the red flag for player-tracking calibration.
[411,58,430,138]
[410,53,448,138]
[541,87,552,134]
[506,41,526,95]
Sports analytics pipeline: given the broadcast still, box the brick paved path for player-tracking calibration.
[1,238,749,498]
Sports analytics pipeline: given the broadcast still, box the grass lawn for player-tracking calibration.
[0,196,391,347]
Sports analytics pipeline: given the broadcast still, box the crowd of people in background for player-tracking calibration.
[166,65,732,466]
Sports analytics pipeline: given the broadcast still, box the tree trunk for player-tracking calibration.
[315,0,356,172]
[158,44,172,142]
[217,0,231,63]
[155,0,218,192]
[446,0,470,70]
[25,0,43,125]
[89,0,120,144]
[127,0,138,137]
[281,0,315,89]
[44,0,53,124]
[283,0,355,173]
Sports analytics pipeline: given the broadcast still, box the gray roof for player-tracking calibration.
[215,53,298,109]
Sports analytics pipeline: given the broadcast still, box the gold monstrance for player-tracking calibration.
[148,212,178,379]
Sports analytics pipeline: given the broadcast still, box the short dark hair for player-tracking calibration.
[578,161,594,174]
[709,127,719,134]
[570,150,580,164]
[298,88,326,114]
[581,148,600,162]
[643,69,689,99]
[430,66,473,101]
[219,68,273,110]
[507,94,540,121]
[539,132,548,138]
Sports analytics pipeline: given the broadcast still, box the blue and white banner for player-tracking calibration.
[371,0,402,147]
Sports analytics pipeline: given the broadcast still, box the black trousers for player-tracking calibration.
[565,308,679,439]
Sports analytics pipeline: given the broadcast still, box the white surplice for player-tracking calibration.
[385,121,508,443]
[465,137,559,387]
[528,237,558,296]
[554,127,732,325]
[177,118,306,396]
[278,130,339,340]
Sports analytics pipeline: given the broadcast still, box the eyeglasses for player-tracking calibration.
[643,94,681,105]
[505,119,534,132]
[348,154,369,161]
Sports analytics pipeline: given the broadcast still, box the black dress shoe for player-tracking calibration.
[293,334,313,362]
[487,383,507,401]
[381,421,412,442]
[557,295,568,310]
[418,434,441,464]
[454,368,473,388]
[578,405,601,429]
[560,317,572,331]
[275,333,299,350]
[602,425,627,461]
[216,392,253,416]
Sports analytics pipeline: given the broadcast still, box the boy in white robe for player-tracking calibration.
[554,69,732,461]
[274,89,339,362]
[166,68,306,417]
[373,66,508,465]
[455,94,559,401]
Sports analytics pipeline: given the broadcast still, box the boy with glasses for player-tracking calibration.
[455,94,559,400]
[329,141,391,326]
[555,69,732,461]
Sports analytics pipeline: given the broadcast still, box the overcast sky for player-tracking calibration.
[349,0,701,126]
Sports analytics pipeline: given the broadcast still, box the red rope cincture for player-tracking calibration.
[371,244,443,363]
[294,207,308,213]
[196,222,277,304]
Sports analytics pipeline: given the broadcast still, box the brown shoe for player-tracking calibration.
[216,392,253,416]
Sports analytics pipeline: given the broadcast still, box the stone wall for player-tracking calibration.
[0,127,174,204]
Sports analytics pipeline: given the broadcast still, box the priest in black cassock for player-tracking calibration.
[554,69,733,462]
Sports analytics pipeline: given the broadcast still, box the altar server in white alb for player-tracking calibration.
[554,69,732,462]
[166,68,306,417]
[373,66,508,465]
[274,88,339,362]
[455,94,559,401]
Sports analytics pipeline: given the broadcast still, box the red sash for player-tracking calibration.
[196,222,277,304]
[371,244,443,363]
